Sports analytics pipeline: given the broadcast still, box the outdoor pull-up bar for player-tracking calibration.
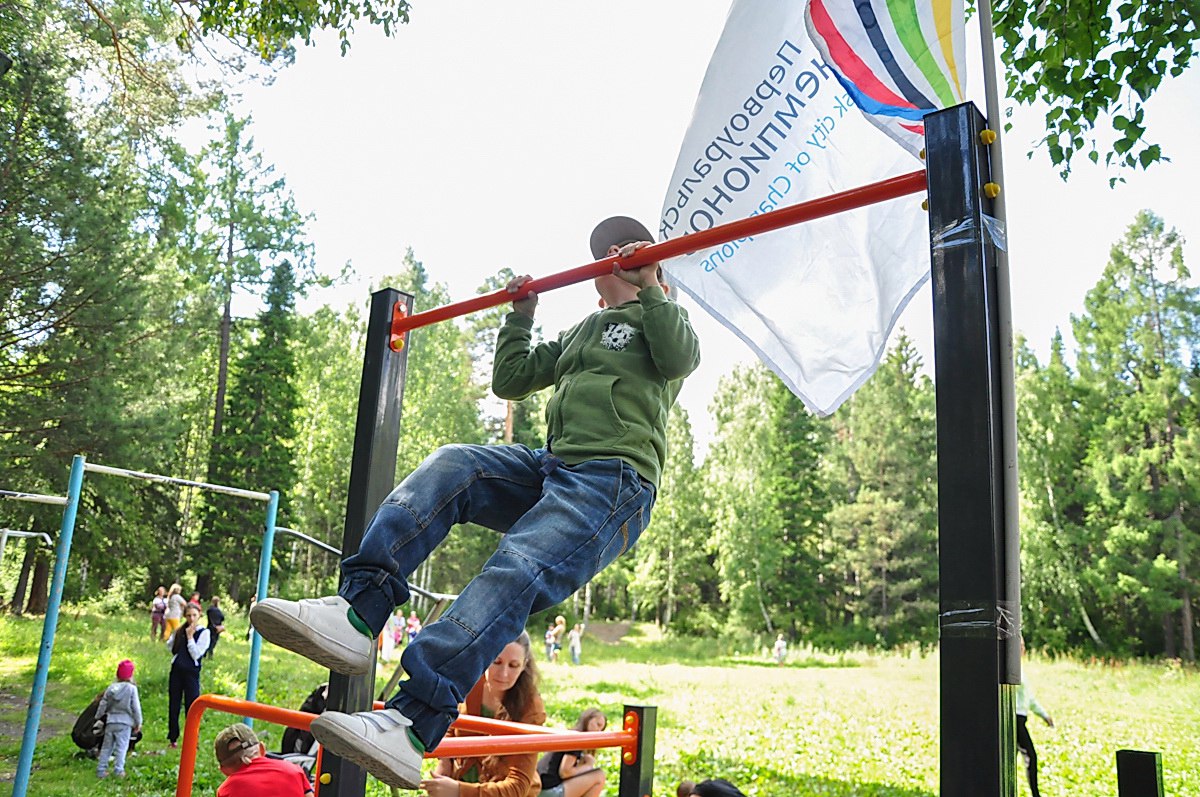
[7,455,279,797]
[0,529,54,566]
[389,169,928,338]
[83,461,272,502]
[0,489,68,506]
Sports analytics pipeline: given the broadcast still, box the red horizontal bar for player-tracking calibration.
[391,169,927,336]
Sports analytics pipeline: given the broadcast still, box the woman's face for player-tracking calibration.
[485,642,527,695]
[156,587,165,597]
[185,606,201,624]
[585,714,607,732]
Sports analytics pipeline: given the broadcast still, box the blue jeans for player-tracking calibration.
[339,444,654,748]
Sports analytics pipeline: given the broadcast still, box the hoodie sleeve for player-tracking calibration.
[131,685,143,727]
[491,312,563,400]
[637,286,701,381]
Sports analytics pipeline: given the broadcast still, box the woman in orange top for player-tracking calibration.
[421,631,545,797]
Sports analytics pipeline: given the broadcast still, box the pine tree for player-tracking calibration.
[1072,211,1199,659]
[825,335,938,645]
[630,408,714,632]
[1015,334,1107,651]
[196,262,301,599]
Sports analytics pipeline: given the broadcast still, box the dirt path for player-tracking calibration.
[0,687,77,783]
[586,621,631,644]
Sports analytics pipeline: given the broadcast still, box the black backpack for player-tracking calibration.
[71,691,142,755]
[280,683,328,754]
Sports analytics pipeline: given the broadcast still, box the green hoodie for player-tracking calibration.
[492,285,700,486]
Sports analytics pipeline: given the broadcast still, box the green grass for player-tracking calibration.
[1,611,1197,796]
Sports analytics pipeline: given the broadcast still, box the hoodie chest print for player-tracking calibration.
[600,322,637,351]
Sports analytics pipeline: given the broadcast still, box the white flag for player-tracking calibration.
[660,0,929,416]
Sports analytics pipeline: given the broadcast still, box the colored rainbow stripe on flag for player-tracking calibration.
[805,0,966,157]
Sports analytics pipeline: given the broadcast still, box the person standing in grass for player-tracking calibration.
[550,616,567,663]
[206,596,226,659]
[567,624,584,665]
[150,586,168,641]
[163,583,186,637]
[536,707,608,797]
[96,659,142,779]
[1017,637,1054,797]
[772,633,787,665]
[166,603,210,748]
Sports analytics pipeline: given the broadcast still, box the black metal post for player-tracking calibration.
[324,288,414,797]
[618,705,656,797]
[924,102,1020,797]
[1116,750,1164,797]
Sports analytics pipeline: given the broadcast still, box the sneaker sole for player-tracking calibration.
[311,716,422,790]
[251,603,372,677]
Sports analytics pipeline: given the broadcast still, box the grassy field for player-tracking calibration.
[1,610,1196,796]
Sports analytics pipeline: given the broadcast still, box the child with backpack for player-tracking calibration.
[96,659,142,778]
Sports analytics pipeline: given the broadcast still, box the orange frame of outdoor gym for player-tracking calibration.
[175,693,643,797]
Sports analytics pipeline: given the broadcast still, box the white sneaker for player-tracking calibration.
[250,595,373,676]
[311,708,423,789]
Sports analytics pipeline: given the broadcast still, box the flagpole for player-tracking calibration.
[977,0,1022,679]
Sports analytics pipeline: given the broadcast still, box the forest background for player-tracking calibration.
[1,1,1198,662]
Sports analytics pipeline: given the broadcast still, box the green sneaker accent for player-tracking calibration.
[406,727,426,754]
[346,607,374,639]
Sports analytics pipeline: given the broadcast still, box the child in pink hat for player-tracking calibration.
[96,659,142,778]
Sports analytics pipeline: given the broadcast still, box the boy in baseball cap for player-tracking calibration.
[215,723,312,797]
[252,217,699,788]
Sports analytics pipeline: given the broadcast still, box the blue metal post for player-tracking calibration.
[245,489,280,718]
[12,454,86,797]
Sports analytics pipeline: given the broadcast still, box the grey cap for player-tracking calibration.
[590,216,653,261]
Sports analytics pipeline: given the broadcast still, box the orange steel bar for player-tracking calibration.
[435,728,635,758]
[391,169,927,336]
[176,694,316,797]
[176,694,639,797]
[452,714,559,736]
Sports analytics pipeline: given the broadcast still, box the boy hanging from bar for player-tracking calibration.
[251,216,700,789]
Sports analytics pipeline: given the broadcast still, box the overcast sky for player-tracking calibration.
[217,0,1199,449]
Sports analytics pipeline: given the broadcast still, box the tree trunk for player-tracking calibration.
[9,538,36,615]
[664,547,675,629]
[1042,463,1107,648]
[1075,594,1106,649]
[1180,577,1195,663]
[1176,513,1194,662]
[583,581,592,627]
[212,291,232,442]
[756,570,773,633]
[1163,612,1177,659]
[194,279,234,600]
[26,549,50,614]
